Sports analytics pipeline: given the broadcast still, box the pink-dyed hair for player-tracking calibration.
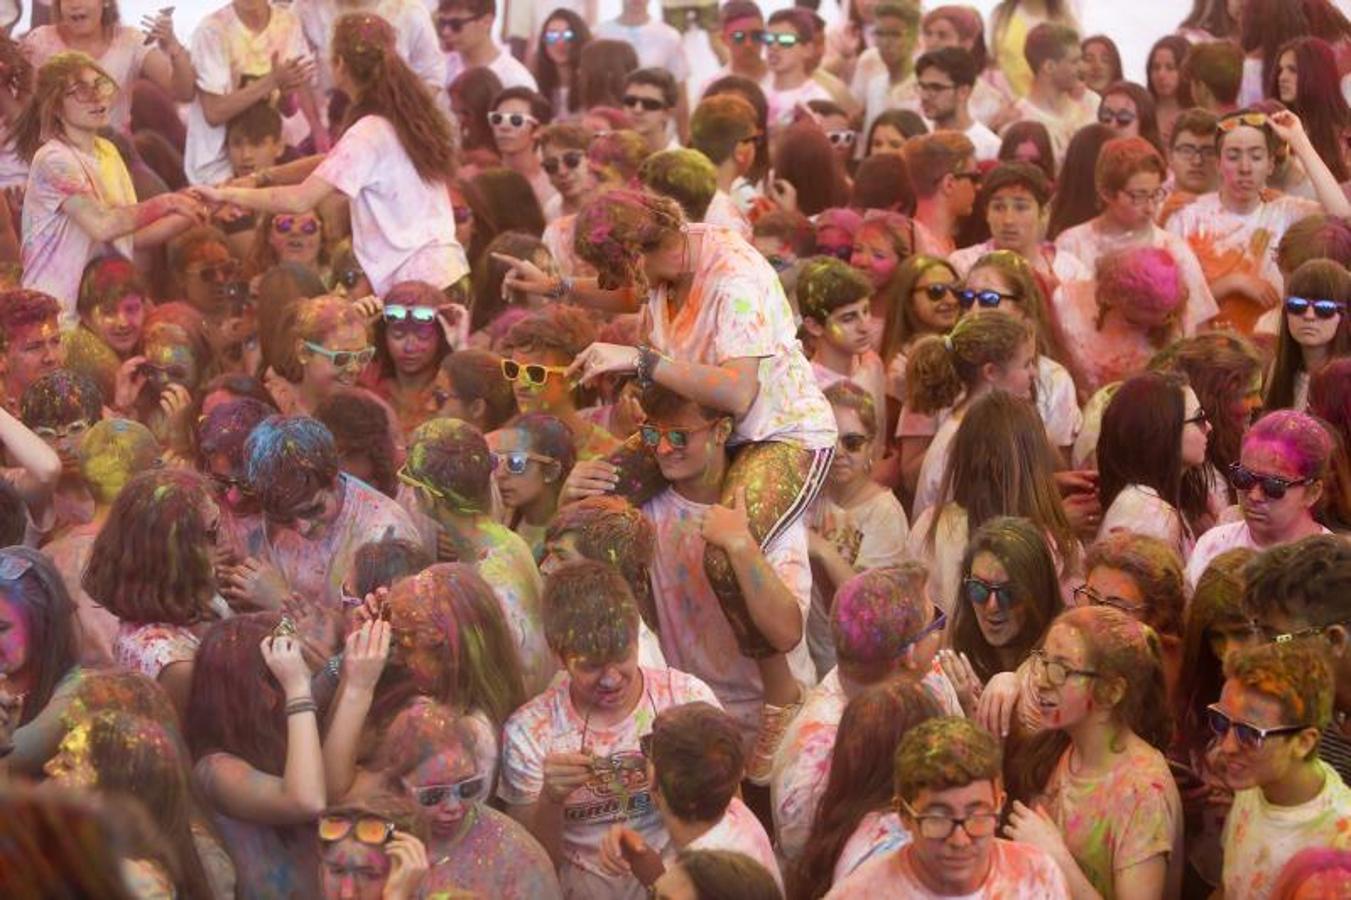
[1244,409,1334,481]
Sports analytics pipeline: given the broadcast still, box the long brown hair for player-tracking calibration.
[878,255,959,365]
[10,51,115,161]
[1266,260,1351,412]
[966,249,1071,367]
[905,309,1031,414]
[333,13,455,183]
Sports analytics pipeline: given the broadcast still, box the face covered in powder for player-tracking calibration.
[1236,437,1323,544]
[319,832,394,900]
[42,718,99,788]
[85,293,146,358]
[142,323,202,395]
[1031,622,1100,731]
[5,316,65,398]
[0,591,31,680]
[402,744,484,837]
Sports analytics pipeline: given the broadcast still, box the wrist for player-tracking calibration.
[283,684,312,701]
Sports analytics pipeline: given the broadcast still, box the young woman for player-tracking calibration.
[533,9,591,119]
[429,349,518,435]
[81,469,225,717]
[1146,36,1192,146]
[0,545,82,776]
[1165,108,1350,335]
[14,52,199,319]
[791,679,942,898]
[448,65,505,156]
[369,280,455,434]
[462,167,548,272]
[772,121,851,218]
[1081,35,1123,96]
[1045,124,1116,240]
[1237,0,1313,107]
[471,232,556,346]
[185,612,327,899]
[1097,372,1213,561]
[865,108,928,158]
[496,413,576,563]
[904,309,1036,520]
[198,14,469,300]
[1005,605,1183,900]
[1178,0,1237,41]
[1270,37,1350,191]
[1264,259,1349,412]
[290,294,374,417]
[1098,82,1166,156]
[316,792,430,900]
[248,211,327,283]
[997,120,1057,185]
[909,392,1078,619]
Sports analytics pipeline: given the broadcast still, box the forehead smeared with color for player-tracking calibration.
[1243,410,1333,479]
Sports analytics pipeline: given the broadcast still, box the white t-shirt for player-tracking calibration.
[445,43,539,92]
[1037,356,1082,449]
[911,409,963,523]
[825,838,1071,899]
[314,115,469,294]
[962,120,1003,162]
[293,0,444,98]
[703,189,751,238]
[1238,55,1265,108]
[498,666,720,880]
[1185,518,1333,588]
[834,810,910,885]
[1222,761,1351,900]
[21,137,135,323]
[185,3,312,186]
[646,225,836,451]
[762,76,834,130]
[1099,484,1193,564]
[682,798,782,892]
[22,26,151,134]
[1006,89,1100,167]
[594,19,689,80]
[644,487,817,744]
[907,503,970,616]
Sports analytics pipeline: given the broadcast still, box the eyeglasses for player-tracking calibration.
[318,814,395,845]
[1217,111,1268,133]
[1029,648,1099,687]
[302,341,375,369]
[962,576,1016,610]
[728,29,765,45]
[1072,584,1146,616]
[1098,107,1137,127]
[761,32,801,47]
[917,80,957,95]
[33,419,91,442]
[957,288,1019,310]
[209,471,254,497]
[489,111,539,129]
[639,420,720,450]
[543,29,576,44]
[501,358,569,386]
[1171,143,1216,162]
[1285,296,1345,319]
[1227,462,1314,500]
[412,776,486,807]
[623,94,668,112]
[826,130,857,147]
[1183,408,1209,428]
[65,75,116,103]
[1207,704,1311,750]
[838,432,870,453]
[384,304,439,326]
[899,798,1000,841]
[492,450,556,476]
[917,283,959,302]
[188,259,243,283]
[1121,187,1168,206]
[436,13,479,32]
[542,150,585,175]
[903,607,947,647]
[273,215,319,236]
[1262,618,1351,645]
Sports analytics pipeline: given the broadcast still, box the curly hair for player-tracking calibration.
[314,388,398,497]
[502,303,597,361]
[574,189,686,293]
[545,495,658,633]
[1084,531,1187,638]
[82,469,218,627]
[542,559,638,663]
[10,51,115,161]
[0,289,61,354]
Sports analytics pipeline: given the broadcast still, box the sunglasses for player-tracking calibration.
[501,358,569,386]
[957,288,1019,310]
[33,419,91,441]
[623,95,668,112]
[1098,107,1137,127]
[762,32,801,47]
[543,29,576,44]
[639,420,720,450]
[903,607,947,647]
[1285,296,1345,319]
[542,150,585,175]
[209,471,254,497]
[838,432,869,453]
[318,814,395,845]
[436,13,479,32]
[493,450,555,476]
[728,29,765,44]
[489,111,538,129]
[302,341,375,369]
[273,215,319,236]
[917,283,959,302]
[190,259,243,283]
[962,576,1016,609]
[827,130,856,147]
[1217,111,1268,133]
[65,75,116,103]
[1207,704,1310,750]
[384,304,439,326]
[413,776,486,807]
[1227,462,1314,500]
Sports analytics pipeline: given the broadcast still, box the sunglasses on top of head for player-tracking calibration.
[383,304,439,328]
[1284,296,1345,319]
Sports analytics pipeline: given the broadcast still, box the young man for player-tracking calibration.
[597,702,781,893]
[1183,41,1243,116]
[437,0,536,92]
[915,47,1001,162]
[231,415,419,634]
[850,1,920,137]
[1055,136,1218,336]
[563,385,818,783]
[185,0,326,185]
[761,8,831,129]
[1242,536,1351,785]
[699,0,766,95]
[1215,641,1351,900]
[798,257,886,437]
[499,559,719,900]
[216,102,286,255]
[537,122,597,221]
[826,717,1071,898]
[772,564,957,863]
[688,93,758,238]
[623,68,681,155]
[902,132,979,257]
[401,416,553,694]
[639,150,718,223]
[1161,108,1220,214]
[1007,23,1098,167]
[490,86,558,213]
[0,289,65,414]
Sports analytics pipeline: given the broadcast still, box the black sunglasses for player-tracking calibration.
[918,283,959,302]
[1285,296,1345,320]
[623,94,668,112]
[1098,108,1137,127]
[1207,704,1311,750]
[963,576,1016,609]
[957,288,1018,309]
[542,150,585,175]
[838,432,869,453]
[1227,462,1314,500]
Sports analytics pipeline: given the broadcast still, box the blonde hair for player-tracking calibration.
[905,310,1031,413]
[10,52,116,161]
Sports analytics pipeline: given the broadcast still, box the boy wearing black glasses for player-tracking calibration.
[623,68,680,155]
[1214,641,1351,900]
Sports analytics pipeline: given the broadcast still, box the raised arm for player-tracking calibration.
[320,620,390,801]
[1268,109,1351,218]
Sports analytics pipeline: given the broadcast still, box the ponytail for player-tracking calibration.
[905,310,1030,414]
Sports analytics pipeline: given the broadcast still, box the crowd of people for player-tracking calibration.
[0,0,1348,896]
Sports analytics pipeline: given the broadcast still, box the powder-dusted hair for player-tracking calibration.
[797,255,873,323]
[905,309,1031,414]
[244,415,341,519]
[546,496,658,633]
[830,564,930,673]
[405,417,493,514]
[1095,245,1184,329]
[542,558,639,663]
[1243,409,1334,482]
[639,149,718,222]
[689,93,757,166]
[575,189,686,293]
[1226,641,1333,738]
[76,418,160,506]
[1084,531,1187,637]
[894,716,1002,803]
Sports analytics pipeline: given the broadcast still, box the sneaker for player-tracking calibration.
[746,690,804,786]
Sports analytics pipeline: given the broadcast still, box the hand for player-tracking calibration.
[348,586,390,629]
[937,648,984,718]
[568,342,639,386]
[270,53,315,93]
[561,459,620,504]
[438,302,471,352]
[352,294,382,321]
[220,557,290,612]
[598,824,643,876]
[381,831,430,900]
[492,252,556,296]
[113,355,149,412]
[541,751,595,804]
[190,185,227,206]
[140,7,181,52]
[1266,109,1308,149]
[975,670,1022,738]
[1005,800,1069,860]
[158,381,193,423]
[1052,469,1098,497]
[341,619,391,692]
[806,528,831,562]
[609,387,646,440]
[259,633,313,696]
[281,592,344,659]
[161,191,207,223]
[1219,272,1282,309]
[702,487,753,553]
